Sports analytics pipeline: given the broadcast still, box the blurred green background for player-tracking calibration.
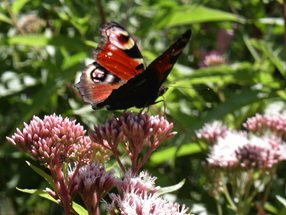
[1,0,286,214]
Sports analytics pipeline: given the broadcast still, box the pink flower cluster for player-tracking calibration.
[108,171,189,215]
[91,112,176,173]
[6,114,109,167]
[197,114,286,169]
[6,112,182,215]
[244,113,286,136]
[196,121,228,144]
[202,51,226,67]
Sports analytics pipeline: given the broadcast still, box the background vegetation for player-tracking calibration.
[1,0,286,214]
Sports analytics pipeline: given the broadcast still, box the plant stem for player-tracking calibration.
[96,0,106,25]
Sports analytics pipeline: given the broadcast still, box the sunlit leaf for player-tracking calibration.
[158,179,185,195]
[150,143,204,165]
[16,188,88,215]
[11,0,29,15]
[156,5,245,28]
[0,13,12,24]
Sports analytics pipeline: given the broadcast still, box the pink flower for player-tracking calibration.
[207,131,286,169]
[196,121,228,144]
[207,131,248,168]
[200,51,226,67]
[6,114,86,166]
[244,113,286,136]
[73,163,116,214]
[236,136,284,169]
[91,112,176,173]
[6,114,112,214]
[118,171,158,196]
[107,171,189,215]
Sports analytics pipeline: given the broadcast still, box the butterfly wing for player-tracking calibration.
[95,22,145,81]
[96,29,192,110]
[75,22,146,106]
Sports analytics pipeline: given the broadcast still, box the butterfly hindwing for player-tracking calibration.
[75,62,124,104]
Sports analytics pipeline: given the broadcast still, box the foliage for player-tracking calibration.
[1,0,286,214]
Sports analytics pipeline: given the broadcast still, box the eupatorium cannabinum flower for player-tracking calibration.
[7,114,112,214]
[6,114,109,167]
[196,121,228,144]
[91,112,176,173]
[207,131,248,168]
[108,171,189,215]
[7,114,85,165]
[244,113,286,136]
[73,163,116,214]
[203,128,286,169]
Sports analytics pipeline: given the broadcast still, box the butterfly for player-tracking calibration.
[75,22,191,110]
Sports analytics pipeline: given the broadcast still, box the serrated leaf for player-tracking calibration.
[158,179,186,196]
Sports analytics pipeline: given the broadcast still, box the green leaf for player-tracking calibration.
[16,188,58,203]
[158,179,185,196]
[16,188,88,215]
[11,0,29,15]
[8,35,88,51]
[156,5,245,28]
[72,202,88,215]
[0,13,12,24]
[8,35,49,46]
[150,143,204,165]
[25,161,55,189]
[276,195,286,206]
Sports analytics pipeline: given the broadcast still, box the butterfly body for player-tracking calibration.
[75,22,191,110]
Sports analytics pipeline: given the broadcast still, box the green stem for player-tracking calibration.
[222,179,237,211]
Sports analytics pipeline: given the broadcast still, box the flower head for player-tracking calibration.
[7,114,87,166]
[207,131,286,169]
[201,51,226,67]
[207,131,248,168]
[244,113,286,136]
[196,121,228,144]
[91,112,176,173]
[118,171,158,196]
[107,171,189,215]
[74,163,116,199]
[236,136,284,169]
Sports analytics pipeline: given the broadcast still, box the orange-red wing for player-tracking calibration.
[75,63,123,105]
[94,22,145,81]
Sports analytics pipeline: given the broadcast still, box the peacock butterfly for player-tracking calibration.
[75,22,191,110]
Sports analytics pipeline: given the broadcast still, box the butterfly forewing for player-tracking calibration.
[95,22,145,81]
[146,29,192,84]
